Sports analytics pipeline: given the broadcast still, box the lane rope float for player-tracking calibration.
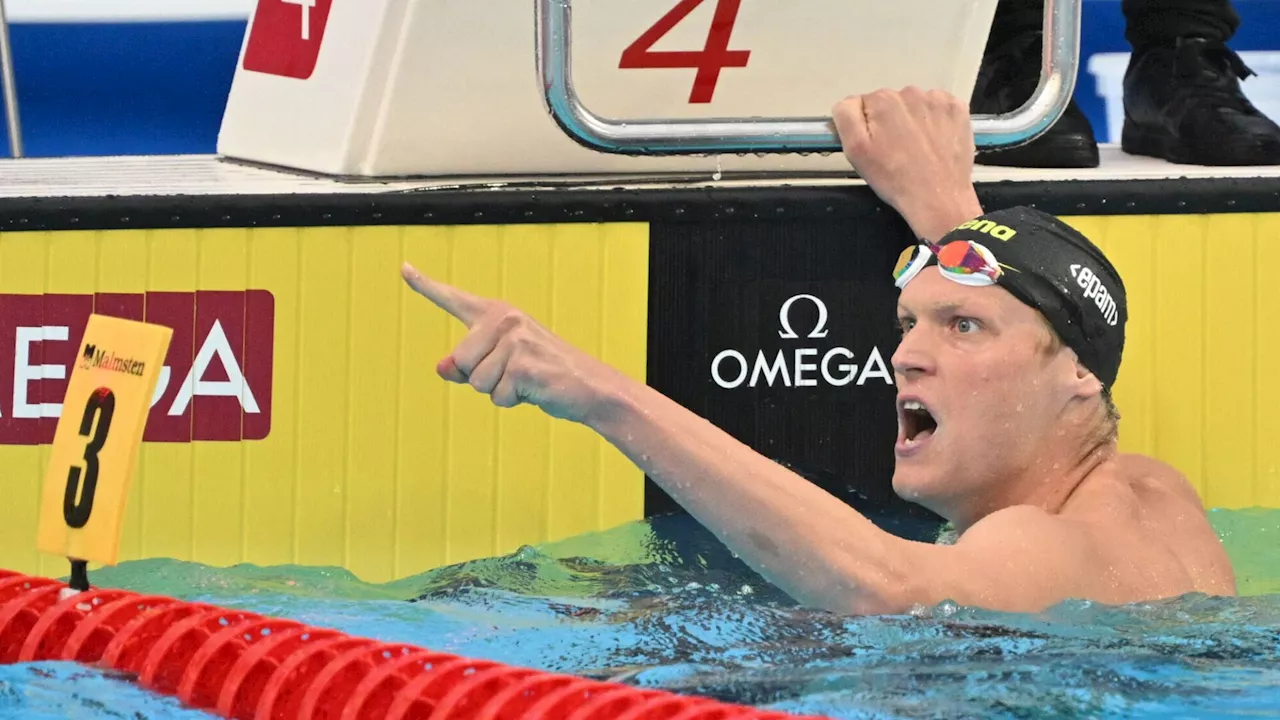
[0,570,832,720]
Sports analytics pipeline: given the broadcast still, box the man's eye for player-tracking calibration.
[954,318,980,333]
[898,318,915,333]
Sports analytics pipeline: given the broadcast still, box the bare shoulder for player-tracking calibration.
[923,505,1105,611]
[1074,453,1238,597]
[1113,452,1205,509]
[963,503,1064,532]
[954,505,1098,564]
[925,459,1237,609]
[957,504,1089,549]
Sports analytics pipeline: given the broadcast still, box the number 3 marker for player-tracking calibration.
[63,387,116,529]
[36,315,172,578]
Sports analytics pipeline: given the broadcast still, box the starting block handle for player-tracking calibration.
[536,0,1081,154]
[0,0,23,158]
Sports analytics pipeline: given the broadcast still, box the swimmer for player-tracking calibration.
[400,88,1237,615]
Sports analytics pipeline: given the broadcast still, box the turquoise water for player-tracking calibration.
[1,508,1277,719]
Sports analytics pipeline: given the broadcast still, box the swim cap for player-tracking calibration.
[903,206,1128,388]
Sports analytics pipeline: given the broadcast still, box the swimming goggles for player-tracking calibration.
[892,239,1004,289]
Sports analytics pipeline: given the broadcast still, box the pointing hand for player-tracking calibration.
[400,262,619,424]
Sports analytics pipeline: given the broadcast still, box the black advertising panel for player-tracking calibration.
[645,216,944,530]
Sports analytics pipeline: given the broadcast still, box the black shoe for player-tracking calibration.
[1122,38,1280,166]
[970,31,1100,168]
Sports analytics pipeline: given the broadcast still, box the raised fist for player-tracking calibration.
[832,87,982,240]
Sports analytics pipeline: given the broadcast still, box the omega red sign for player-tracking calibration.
[0,291,274,445]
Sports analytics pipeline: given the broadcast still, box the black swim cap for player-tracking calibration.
[928,207,1128,388]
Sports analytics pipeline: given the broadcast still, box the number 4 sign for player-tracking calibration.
[620,0,750,104]
[243,0,334,80]
[36,315,171,573]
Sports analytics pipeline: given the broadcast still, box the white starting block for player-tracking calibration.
[216,0,1081,178]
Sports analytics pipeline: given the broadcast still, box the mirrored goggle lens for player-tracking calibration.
[935,240,1001,286]
[893,244,932,289]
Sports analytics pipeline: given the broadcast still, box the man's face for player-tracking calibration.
[890,269,1075,519]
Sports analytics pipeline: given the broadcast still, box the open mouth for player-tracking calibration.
[900,399,938,444]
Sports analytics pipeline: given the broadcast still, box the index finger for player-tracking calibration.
[401,261,487,327]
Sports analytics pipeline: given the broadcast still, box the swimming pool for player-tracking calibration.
[1,507,1277,719]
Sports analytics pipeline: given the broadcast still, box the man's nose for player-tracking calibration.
[892,329,936,379]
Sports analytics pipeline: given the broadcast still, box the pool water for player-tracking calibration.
[1,507,1277,719]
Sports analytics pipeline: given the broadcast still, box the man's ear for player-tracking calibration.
[1071,360,1104,401]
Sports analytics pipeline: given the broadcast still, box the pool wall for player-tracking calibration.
[0,176,1277,582]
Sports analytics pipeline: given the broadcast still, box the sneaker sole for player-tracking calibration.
[1123,119,1280,166]
[975,132,1100,169]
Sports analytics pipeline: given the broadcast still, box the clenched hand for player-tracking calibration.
[833,87,984,240]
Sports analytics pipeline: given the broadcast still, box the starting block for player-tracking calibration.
[217,0,1081,177]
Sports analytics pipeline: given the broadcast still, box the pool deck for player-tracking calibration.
[0,148,1275,200]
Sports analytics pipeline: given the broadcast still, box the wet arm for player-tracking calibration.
[584,375,929,615]
[899,190,985,242]
[897,506,1102,613]
[588,372,1099,614]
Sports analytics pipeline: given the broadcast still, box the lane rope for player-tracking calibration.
[0,569,829,719]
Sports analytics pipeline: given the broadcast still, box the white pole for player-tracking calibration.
[0,0,24,158]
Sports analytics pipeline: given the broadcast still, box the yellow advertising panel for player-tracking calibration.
[1,222,651,582]
[1066,212,1280,509]
[36,315,171,567]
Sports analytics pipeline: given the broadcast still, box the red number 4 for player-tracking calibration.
[619,0,750,104]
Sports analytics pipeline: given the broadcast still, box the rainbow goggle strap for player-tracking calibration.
[892,239,1005,289]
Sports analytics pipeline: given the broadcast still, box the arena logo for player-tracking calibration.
[953,218,1018,241]
[711,294,893,389]
[0,290,275,445]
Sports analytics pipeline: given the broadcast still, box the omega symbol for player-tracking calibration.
[778,294,829,340]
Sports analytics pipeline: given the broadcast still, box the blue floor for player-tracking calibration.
[0,21,243,157]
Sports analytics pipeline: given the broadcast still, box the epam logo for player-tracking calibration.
[1068,264,1120,327]
[0,291,274,445]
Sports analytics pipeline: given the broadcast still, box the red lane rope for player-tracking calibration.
[0,571,832,720]
[218,626,345,718]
